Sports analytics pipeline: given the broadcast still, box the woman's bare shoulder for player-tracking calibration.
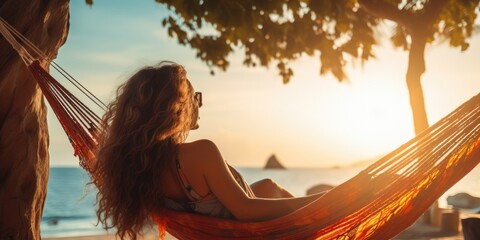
[179,139,223,168]
[181,139,218,152]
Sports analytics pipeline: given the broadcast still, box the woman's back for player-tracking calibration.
[162,141,211,202]
[162,140,254,219]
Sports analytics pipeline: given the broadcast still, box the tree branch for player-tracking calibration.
[358,0,415,28]
[420,0,449,26]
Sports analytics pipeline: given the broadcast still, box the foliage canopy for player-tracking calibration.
[153,0,479,83]
[82,0,479,84]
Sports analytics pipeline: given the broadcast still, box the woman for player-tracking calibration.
[94,61,324,239]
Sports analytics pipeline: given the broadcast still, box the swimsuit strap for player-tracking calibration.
[174,158,214,202]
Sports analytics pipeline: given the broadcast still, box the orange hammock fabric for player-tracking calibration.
[2,17,480,239]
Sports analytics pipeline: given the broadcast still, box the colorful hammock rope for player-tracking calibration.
[1,17,480,239]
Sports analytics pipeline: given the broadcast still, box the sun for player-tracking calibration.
[320,75,416,162]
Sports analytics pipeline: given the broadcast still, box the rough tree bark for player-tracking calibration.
[0,0,69,239]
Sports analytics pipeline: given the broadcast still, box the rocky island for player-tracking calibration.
[264,154,286,169]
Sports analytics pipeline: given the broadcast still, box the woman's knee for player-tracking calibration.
[257,178,277,188]
[250,179,276,198]
[250,178,293,198]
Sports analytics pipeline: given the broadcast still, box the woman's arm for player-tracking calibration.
[197,140,325,222]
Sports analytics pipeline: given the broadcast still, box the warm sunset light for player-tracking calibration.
[3,1,480,239]
[44,2,480,168]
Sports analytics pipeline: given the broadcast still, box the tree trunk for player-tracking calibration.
[0,1,69,239]
[406,31,435,225]
[406,33,429,135]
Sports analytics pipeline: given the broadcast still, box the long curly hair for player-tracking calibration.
[93,61,197,239]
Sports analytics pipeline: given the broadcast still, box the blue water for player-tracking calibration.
[41,166,480,238]
[41,167,104,237]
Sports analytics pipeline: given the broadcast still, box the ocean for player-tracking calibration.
[40,166,480,238]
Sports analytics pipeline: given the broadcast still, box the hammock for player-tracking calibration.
[2,17,480,240]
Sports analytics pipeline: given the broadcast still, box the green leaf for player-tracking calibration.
[154,0,479,84]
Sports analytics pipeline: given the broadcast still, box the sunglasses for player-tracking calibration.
[194,92,202,108]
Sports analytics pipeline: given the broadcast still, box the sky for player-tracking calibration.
[48,0,480,168]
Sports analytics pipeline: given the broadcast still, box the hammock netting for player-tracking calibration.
[2,17,480,239]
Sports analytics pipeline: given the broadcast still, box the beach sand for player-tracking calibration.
[43,234,173,240]
[43,234,164,240]
[43,227,175,240]
[43,231,175,240]
[44,213,479,240]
